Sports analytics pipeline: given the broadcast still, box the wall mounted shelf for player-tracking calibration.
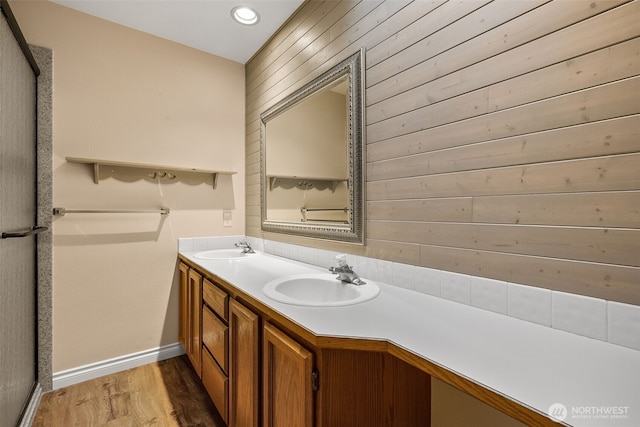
[267,174,347,193]
[66,157,236,189]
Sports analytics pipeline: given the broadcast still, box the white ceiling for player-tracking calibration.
[51,0,305,64]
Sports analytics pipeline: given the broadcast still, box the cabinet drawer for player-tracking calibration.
[203,305,228,373]
[203,278,228,321]
[202,348,228,424]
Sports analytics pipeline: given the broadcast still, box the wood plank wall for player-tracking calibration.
[245,0,640,305]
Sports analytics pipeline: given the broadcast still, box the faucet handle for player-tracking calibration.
[334,253,348,268]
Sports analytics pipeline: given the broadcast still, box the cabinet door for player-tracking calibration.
[178,263,189,351]
[229,299,260,427]
[263,323,314,427]
[187,268,203,375]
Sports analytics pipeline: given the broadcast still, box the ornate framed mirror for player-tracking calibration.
[260,49,365,244]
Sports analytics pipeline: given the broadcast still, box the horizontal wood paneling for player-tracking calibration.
[369,221,640,266]
[368,37,640,126]
[368,115,640,181]
[366,0,537,85]
[364,239,421,266]
[247,1,357,95]
[368,153,639,199]
[246,1,325,85]
[365,0,449,68]
[368,75,640,148]
[419,245,640,305]
[246,0,385,116]
[367,0,631,103]
[472,192,640,228]
[369,191,639,228]
[368,198,473,223]
[246,0,640,304]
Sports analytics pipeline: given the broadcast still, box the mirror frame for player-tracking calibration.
[260,49,365,244]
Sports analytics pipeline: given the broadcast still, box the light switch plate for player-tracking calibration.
[223,210,232,227]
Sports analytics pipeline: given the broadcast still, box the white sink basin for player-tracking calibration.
[263,273,380,307]
[194,249,254,260]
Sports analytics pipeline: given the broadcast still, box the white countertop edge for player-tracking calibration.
[180,250,640,427]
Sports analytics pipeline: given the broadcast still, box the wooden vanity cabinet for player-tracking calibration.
[178,263,189,352]
[313,348,431,427]
[185,267,203,376]
[180,262,232,422]
[228,299,260,427]
[202,278,230,424]
[263,322,314,427]
[179,259,431,427]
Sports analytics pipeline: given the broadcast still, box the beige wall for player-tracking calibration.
[245,0,639,305]
[12,0,245,372]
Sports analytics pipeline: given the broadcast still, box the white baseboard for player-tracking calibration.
[52,342,186,390]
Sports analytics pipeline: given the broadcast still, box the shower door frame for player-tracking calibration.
[0,1,53,425]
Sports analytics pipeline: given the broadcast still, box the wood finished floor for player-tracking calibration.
[33,355,225,426]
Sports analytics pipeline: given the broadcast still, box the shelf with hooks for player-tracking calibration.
[66,157,236,189]
[267,174,347,193]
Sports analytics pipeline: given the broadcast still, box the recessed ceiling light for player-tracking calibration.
[231,6,260,25]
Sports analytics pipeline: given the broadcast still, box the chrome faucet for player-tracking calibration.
[329,254,366,286]
[234,239,255,254]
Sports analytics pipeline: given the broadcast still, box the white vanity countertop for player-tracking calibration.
[180,250,640,426]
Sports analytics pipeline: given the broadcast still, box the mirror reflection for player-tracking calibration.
[260,50,364,243]
[266,76,348,224]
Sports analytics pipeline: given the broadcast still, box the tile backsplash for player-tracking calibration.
[179,236,640,352]
[507,283,552,327]
[552,291,608,341]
